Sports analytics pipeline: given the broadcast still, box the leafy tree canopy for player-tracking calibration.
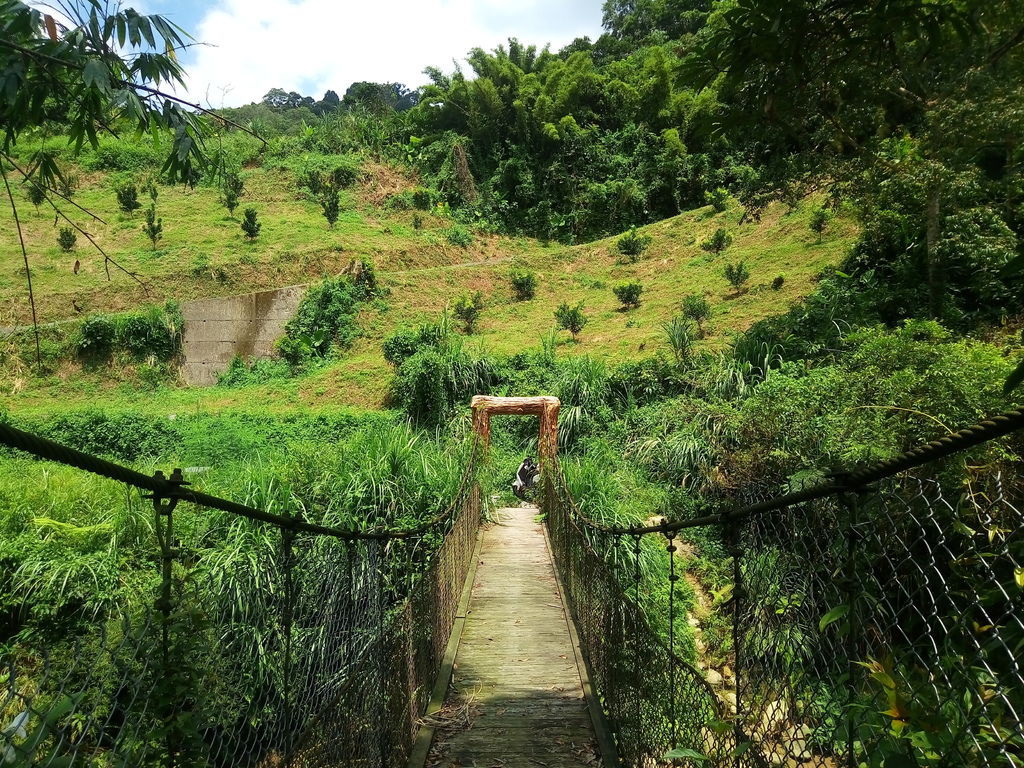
[0,0,216,186]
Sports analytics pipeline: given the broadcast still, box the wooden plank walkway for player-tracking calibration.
[425,506,601,767]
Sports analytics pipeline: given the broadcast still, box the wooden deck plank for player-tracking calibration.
[426,507,601,768]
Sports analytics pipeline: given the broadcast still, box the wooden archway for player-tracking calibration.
[470,396,560,465]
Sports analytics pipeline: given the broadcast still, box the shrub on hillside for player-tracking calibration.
[453,291,485,333]
[444,224,473,247]
[724,261,751,293]
[701,227,733,254]
[217,356,291,387]
[810,207,832,241]
[663,316,696,364]
[30,410,177,461]
[241,208,261,239]
[221,171,244,215]
[613,281,643,309]
[26,182,46,211]
[57,227,77,252]
[382,319,451,367]
[616,227,651,260]
[555,302,588,340]
[321,185,340,228]
[77,315,116,360]
[279,276,371,366]
[772,275,785,290]
[116,184,141,216]
[412,187,434,210]
[705,187,729,212]
[142,203,162,248]
[682,294,711,336]
[383,329,420,367]
[294,154,361,197]
[391,344,496,428]
[114,304,182,359]
[58,172,80,199]
[82,139,163,172]
[510,268,537,301]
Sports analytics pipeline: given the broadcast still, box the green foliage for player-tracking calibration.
[705,186,729,212]
[221,171,244,214]
[0,1,209,188]
[279,276,372,366]
[27,410,178,461]
[724,261,750,292]
[390,332,496,428]
[681,293,711,336]
[290,153,361,197]
[555,302,588,340]
[412,187,434,210]
[412,212,423,229]
[809,207,832,240]
[509,268,538,301]
[663,316,696,365]
[113,304,182,359]
[142,203,163,248]
[382,319,451,367]
[613,281,644,309]
[240,207,261,239]
[453,291,485,333]
[115,184,141,216]
[57,171,80,199]
[57,227,77,252]
[76,315,116,360]
[25,181,46,210]
[701,227,733,255]
[217,356,291,386]
[617,227,652,259]
[444,224,473,247]
[320,185,340,228]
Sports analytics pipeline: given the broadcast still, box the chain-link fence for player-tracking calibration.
[544,471,733,767]
[546,411,1024,768]
[0,424,481,768]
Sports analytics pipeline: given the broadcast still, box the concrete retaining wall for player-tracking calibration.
[180,285,306,386]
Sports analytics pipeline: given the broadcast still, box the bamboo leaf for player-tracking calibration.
[818,603,849,632]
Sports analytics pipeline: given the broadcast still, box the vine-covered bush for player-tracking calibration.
[77,304,182,363]
[278,273,376,366]
[77,315,116,359]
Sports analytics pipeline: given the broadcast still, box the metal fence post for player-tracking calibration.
[281,523,297,767]
[665,523,679,749]
[726,515,744,768]
[150,469,183,768]
[838,488,862,768]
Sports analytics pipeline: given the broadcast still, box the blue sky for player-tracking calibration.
[136,0,604,107]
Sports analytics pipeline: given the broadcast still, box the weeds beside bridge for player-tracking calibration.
[1,410,1022,767]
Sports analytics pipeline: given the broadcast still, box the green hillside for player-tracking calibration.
[1,157,855,413]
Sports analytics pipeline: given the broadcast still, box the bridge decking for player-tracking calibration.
[426,506,601,767]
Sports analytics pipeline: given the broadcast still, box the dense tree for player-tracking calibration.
[343,82,418,113]
[695,0,1024,319]
[602,0,712,45]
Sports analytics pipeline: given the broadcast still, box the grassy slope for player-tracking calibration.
[0,162,527,323]
[1,162,857,416]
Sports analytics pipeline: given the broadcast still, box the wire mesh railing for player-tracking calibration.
[546,409,1024,767]
[544,471,733,767]
[0,422,482,768]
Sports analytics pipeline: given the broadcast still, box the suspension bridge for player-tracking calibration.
[0,397,1021,767]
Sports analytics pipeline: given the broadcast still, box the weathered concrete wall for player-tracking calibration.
[180,285,306,386]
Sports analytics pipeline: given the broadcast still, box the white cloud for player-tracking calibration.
[184,0,602,108]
